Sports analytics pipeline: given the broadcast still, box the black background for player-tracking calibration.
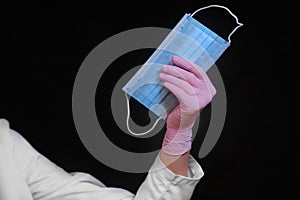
[1,0,298,199]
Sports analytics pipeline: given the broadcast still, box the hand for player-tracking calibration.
[159,56,216,155]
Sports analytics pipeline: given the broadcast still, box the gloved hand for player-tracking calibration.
[159,56,216,155]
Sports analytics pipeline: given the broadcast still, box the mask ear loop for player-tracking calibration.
[191,4,244,43]
[125,93,163,136]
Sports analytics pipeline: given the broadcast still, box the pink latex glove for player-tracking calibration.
[159,56,217,155]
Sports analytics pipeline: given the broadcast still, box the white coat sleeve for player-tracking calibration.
[0,119,204,200]
[131,154,204,200]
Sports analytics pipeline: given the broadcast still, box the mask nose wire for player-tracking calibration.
[125,93,164,136]
[191,4,244,43]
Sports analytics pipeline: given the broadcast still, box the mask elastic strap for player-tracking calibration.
[125,93,164,136]
[191,4,243,43]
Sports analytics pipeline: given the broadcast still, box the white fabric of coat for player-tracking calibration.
[0,119,204,200]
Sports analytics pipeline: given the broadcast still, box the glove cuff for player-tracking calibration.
[162,127,193,155]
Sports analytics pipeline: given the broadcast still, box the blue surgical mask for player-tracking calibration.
[123,5,243,135]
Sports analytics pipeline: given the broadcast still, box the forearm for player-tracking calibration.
[159,150,190,176]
